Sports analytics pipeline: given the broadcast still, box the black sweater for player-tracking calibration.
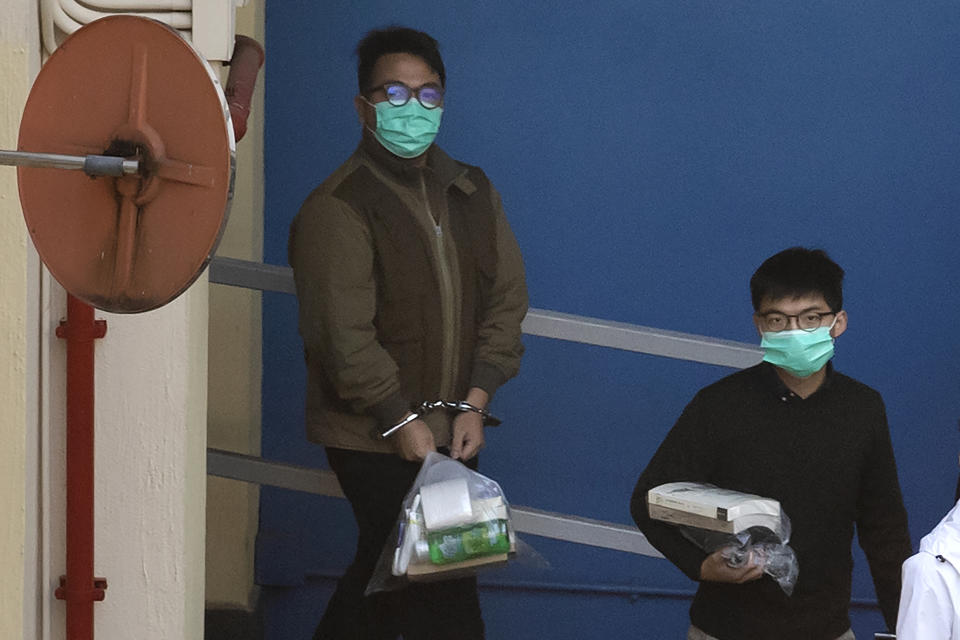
[631,363,911,640]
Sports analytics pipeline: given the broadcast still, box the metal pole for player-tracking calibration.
[54,295,108,640]
[0,150,138,176]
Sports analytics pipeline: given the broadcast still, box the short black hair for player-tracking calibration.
[356,26,445,93]
[750,247,845,312]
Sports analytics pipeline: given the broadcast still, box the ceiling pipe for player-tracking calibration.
[52,0,84,35]
[58,0,191,29]
[82,0,192,10]
[40,0,59,56]
[44,0,191,54]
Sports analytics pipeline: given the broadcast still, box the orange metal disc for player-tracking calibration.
[18,15,235,313]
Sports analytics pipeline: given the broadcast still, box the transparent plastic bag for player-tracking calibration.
[365,452,519,595]
[680,522,799,595]
[647,482,799,595]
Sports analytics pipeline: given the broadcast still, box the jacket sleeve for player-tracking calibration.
[855,396,913,632]
[467,185,529,397]
[288,191,408,426]
[630,392,715,581]
[896,554,953,640]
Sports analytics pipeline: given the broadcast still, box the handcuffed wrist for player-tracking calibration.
[377,399,503,440]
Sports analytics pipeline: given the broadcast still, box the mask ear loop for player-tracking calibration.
[359,95,380,137]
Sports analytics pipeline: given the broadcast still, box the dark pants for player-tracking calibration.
[313,447,485,640]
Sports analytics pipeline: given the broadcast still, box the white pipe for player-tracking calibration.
[59,0,192,29]
[40,0,60,55]
[79,0,192,10]
[52,0,84,35]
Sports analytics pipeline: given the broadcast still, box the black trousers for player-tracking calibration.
[313,447,485,640]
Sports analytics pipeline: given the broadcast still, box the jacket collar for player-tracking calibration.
[358,132,473,194]
[920,499,960,568]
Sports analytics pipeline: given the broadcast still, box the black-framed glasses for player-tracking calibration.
[756,310,837,333]
[367,81,444,109]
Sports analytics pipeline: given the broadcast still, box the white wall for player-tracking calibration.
[96,294,209,639]
[39,284,211,639]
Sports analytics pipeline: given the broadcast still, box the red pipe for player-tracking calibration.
[224,34,265,142]
[54,294,107,640]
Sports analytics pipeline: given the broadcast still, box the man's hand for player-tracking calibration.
[392,416,436,462]
[699,549,763,584]
[450,387,489,461]
[450,410,485,461]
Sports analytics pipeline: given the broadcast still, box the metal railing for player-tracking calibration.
[206,255,763,559]
[209,255,762,369]
[207,448,662,557]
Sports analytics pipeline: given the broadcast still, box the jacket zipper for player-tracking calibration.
[420,173,457,402]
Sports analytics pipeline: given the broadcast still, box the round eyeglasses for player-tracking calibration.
[757,310,837,333]
[368,81,444,109]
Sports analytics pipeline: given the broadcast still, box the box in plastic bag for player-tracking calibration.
[366,452,517,594]
[648,482,799,595]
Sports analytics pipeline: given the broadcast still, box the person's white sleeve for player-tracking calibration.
[897,553,955,640]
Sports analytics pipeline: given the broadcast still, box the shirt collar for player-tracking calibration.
[758,360,835,402]
[358,132,472,193]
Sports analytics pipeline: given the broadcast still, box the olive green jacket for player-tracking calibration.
[288,136,528,453]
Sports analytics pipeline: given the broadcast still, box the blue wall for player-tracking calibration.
[260,2,960,637]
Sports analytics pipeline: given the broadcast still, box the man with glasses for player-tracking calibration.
[631,247,911,640]
[288,26,527,640]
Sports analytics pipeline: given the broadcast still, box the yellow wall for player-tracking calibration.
[0,2,39,638]
[206,0,265,610]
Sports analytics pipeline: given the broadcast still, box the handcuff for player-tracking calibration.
[377,399,502,440]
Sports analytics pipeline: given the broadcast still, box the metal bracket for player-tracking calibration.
[55,575,108,603]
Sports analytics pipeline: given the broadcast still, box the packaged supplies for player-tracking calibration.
[648,482,786,539]
[366,452,517,594]
[648,482,799,595]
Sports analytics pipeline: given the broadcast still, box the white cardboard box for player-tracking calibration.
[647,482,782,534]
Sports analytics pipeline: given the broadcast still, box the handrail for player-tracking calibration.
[204,256,761,563]
[207,448,663,558]
[208,256,762,369]
[205,258,888,613]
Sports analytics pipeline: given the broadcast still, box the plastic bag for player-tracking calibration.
[366,452,517,595]
[680,521,799,595]
[647,482,799,595]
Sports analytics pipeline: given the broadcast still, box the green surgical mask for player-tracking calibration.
[760,323,836,378]
[366,99,442,158]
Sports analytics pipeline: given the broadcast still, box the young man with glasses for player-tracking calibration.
[631,247,911,640]
[288,26,528,640]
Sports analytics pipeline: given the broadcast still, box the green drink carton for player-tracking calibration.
[421,519,510,565]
